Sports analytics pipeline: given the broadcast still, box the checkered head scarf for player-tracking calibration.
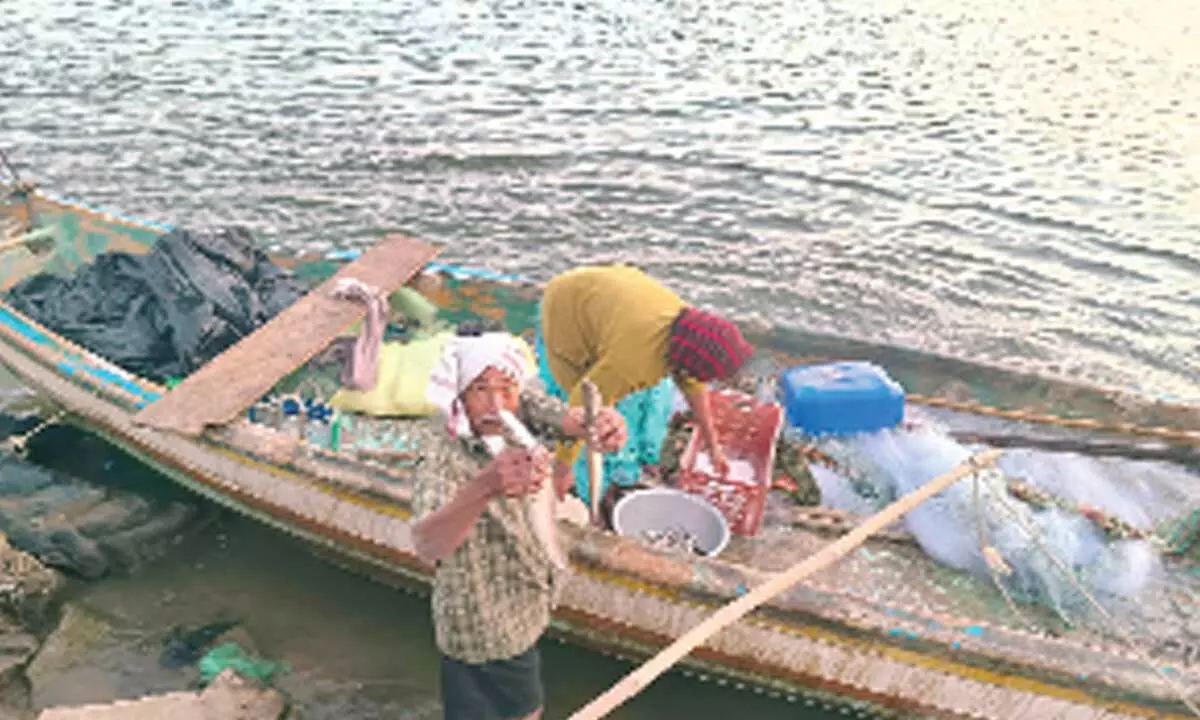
[667,307,754,382]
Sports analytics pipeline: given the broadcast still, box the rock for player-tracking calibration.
[0,618,39,688]
[68,501,150,543]
[2,485,107,525]
[95,503,195,575]
[0,705,34,720]
[0,459,56,497]
[0,454,200,580]
[0,536,60,712]
[34,670,285,720]
[276,673,438,720]
[0,618,38,714]
[4,524,108,582]
[25,605,110,709]
[0,534,64,631]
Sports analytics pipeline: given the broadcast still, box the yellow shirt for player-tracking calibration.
[540,265,703,467]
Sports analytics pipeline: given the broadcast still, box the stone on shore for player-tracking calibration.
[0,534,64,632]
[0,454,198,582]
[23,604,111,710]
[0,531,69,718]
[34,669,285,720]
[0,619,39,689]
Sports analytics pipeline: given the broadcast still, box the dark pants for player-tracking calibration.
[440,644,543,719]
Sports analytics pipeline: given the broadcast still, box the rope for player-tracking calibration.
[908,393,1200,448]
[1005,478,1160,545]
[5,409,67,458]
[989,489,1200,717]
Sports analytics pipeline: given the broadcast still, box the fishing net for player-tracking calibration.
[799,409,1200,622]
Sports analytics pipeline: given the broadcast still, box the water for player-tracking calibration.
[0,0,1197,714]
[2,0,1197,400]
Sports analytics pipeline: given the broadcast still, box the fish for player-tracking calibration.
[643,526,706,557]
[159,618,240,669]
[495,410,567,570]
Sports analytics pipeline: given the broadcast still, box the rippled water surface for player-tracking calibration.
[3,0,1198,400]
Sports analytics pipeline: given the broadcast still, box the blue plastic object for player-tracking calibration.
[780,361,905,436]
[281,398,301,417]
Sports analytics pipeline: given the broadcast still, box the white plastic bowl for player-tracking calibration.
[611,487,731,558]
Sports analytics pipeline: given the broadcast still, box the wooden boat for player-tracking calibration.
[3,177,1200,719]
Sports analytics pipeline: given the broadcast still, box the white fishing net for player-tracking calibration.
[798,410,1200,622]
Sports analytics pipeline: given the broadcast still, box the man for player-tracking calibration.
[412,330,624,720]
[536,264,755,504]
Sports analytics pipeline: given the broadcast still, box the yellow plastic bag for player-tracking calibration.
[329,331,452,416]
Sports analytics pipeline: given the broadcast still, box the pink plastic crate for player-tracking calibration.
[676,388,784,537]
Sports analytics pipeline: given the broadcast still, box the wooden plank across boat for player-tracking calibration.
[134,233,440,437]
[2,180,1200,719]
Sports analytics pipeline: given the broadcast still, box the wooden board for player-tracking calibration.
[133,234,440,437]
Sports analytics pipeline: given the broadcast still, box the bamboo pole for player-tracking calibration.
[566,448,1004,720]
[582,379,603,523]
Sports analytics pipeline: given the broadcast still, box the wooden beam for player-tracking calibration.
[133,234,440,437]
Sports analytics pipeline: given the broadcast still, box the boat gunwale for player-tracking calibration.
[1,186,1198,716]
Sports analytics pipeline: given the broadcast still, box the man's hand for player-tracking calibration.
[563,406,627,453]
[484,446,551,499]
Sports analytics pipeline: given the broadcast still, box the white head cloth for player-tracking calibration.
[425,332,536,438]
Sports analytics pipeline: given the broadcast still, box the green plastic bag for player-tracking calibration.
[197,642,287,686]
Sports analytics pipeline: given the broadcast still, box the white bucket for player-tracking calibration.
[612,487,731,558]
